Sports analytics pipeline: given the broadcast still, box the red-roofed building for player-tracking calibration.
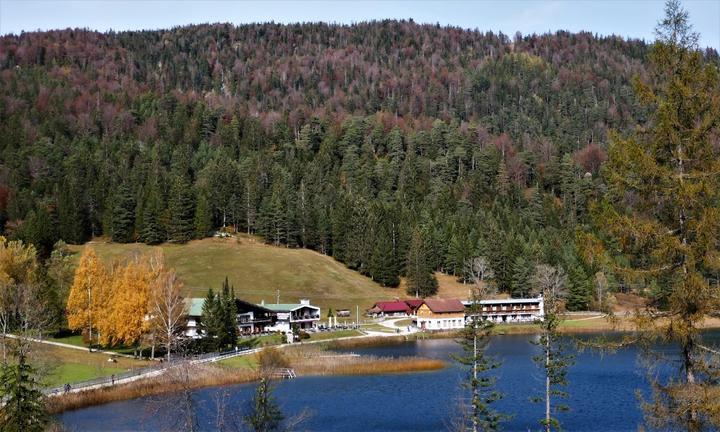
[403,299,425,315]
[367,300,411,318]
[414,299,466,330]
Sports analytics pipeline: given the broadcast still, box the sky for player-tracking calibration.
[0,0,718,50]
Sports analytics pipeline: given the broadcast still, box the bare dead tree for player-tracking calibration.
[465,256,496,298]
[149,269,188,362]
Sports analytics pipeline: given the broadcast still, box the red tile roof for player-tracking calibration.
[404,299,424,309]
[372,300,411,313]
[423,299,465,313]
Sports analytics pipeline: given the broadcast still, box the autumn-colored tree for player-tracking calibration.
[99,258,153,355]
[66,248,109,351]
[0,236,40,360]
[598,1,720,429]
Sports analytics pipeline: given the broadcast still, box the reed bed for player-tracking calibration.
[285,345,445,376]
[296,356,445,376]
[324,335,407,350]
[48,343,446,413]
[46,363,258,414]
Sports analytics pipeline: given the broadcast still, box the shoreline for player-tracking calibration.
[49,316,720,414]
[47,345,445,414]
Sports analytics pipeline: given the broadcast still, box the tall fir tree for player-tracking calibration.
[111,183,136,243]
[452,287,505,432]
[0,351,48,432]
[243,378,284,432]
[405,228,438,297]
[531,265,573,432]
[598,1,720,428]
[140,183,165,245]
[200,288,222,351]
[219,277,238,349]
[194,190,213,239]
[167,175,195,243]
[369,219,400,287]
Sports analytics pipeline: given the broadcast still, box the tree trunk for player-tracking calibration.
[472,325,478,432]
[683,331,698,430]
[545,331,551,432]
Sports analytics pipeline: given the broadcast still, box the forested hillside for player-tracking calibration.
[1,21,717,309]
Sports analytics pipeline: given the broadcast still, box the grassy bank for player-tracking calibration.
[25,342,148,388]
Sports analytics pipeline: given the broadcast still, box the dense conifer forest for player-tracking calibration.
[1,21,718,306]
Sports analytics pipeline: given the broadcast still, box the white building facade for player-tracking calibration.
[262,299,321,332]
[463,297,544,323]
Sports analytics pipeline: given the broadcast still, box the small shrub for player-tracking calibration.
[258,348,289,371]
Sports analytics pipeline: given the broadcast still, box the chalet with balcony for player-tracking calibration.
[262,299,320,331]
[414,299,466,330]
[235,299,277,334]
[463,297,544,323]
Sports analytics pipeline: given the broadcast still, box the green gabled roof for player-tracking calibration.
[262,303,318,312]
[186,298,205,316]
[262,303,302,312]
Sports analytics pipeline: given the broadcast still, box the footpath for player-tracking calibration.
[31,318,419,397]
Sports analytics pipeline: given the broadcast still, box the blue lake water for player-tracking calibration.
[57,333,713,431]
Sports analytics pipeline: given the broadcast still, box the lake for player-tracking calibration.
[57,333,703,431]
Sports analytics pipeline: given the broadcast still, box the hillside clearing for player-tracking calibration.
[69,235,403,316]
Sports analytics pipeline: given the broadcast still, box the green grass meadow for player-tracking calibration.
[70,235,397,314]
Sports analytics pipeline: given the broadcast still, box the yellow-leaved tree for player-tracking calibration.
[0,236,40,359]
[100,258,153,355]
[66,247,109,351]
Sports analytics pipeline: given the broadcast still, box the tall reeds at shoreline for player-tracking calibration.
[48,344,446,414]
[46,363,259,414]
[284,345,445,376]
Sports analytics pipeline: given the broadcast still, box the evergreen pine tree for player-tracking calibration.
[531,265,573,432]
[565,258,592,311]
[510,256,533,298]
[200,288,221,351]
[141,184,165,245]
[243,378,284,432]
[111,183,136,243]
[369,221,400,287]
[219,277,238,349]
[167,175,195,243]
[0,352,48,431]
[452,287,505,432]
[194,190,213,239]
[57,180,88,244]
[405,228,438,297]
[495,159,511,197]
